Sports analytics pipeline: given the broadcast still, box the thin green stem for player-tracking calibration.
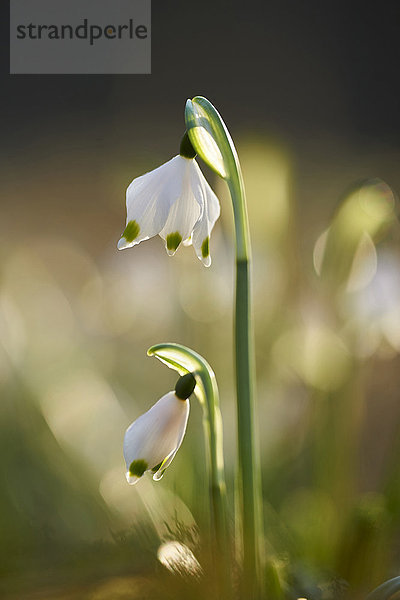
[200,369,231,599]
[148,344,232,599]
[228,176,264,600]
[228,172,250,261]
[185,96,265,598]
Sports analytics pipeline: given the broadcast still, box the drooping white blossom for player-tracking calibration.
[117,155,220,267]
[123,391,190,484]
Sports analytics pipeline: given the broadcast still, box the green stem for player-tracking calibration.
[148,343,232,598]
[200,367,231,598]
[184,96,265,598]
[228,176,264,599]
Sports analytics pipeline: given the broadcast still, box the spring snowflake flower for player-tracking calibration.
[123,373,195,484]
[117,134,220,267]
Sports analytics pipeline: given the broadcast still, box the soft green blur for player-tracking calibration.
[1,136,399,600]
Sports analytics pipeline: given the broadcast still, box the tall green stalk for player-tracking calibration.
[148,343,232,599]
[185,97,264,598]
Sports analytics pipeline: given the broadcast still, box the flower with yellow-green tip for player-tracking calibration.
[117,133,220,267]
[123,373,196,484]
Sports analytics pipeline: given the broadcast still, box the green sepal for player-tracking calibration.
[184,96,240,181]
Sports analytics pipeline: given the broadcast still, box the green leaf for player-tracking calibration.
[185,96,239,181]
[365,577,400,600]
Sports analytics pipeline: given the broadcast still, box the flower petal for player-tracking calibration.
[123,391,189,484]
[118,156,186,250]
[152,399,190,481]
[159,158,202,256]
[152,448,175,481]
[191,165,221,267]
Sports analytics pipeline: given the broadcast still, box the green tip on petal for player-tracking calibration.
[166,232,182,253]
[175,372,196,400]
[179,131,197,159]
[129,459,148,478]
[153,468,166,481]
[123,220,140,243]
[151,461,163,473]
[201,237,209,258]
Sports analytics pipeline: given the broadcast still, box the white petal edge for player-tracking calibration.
[118,156,186,250]
[159,158,202,256]
[191,161,221,266]
[153,398,190,481]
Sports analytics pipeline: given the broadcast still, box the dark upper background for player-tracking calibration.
[2,0,400,150]
[1,0,399,272]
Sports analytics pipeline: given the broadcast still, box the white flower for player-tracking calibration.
[123,374,195,484]
[117,153,220,267]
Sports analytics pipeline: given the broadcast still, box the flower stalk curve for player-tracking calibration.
[185,97,264,599]
[148,342,232,599]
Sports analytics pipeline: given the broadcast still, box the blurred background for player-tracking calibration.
[1,1,400,598]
